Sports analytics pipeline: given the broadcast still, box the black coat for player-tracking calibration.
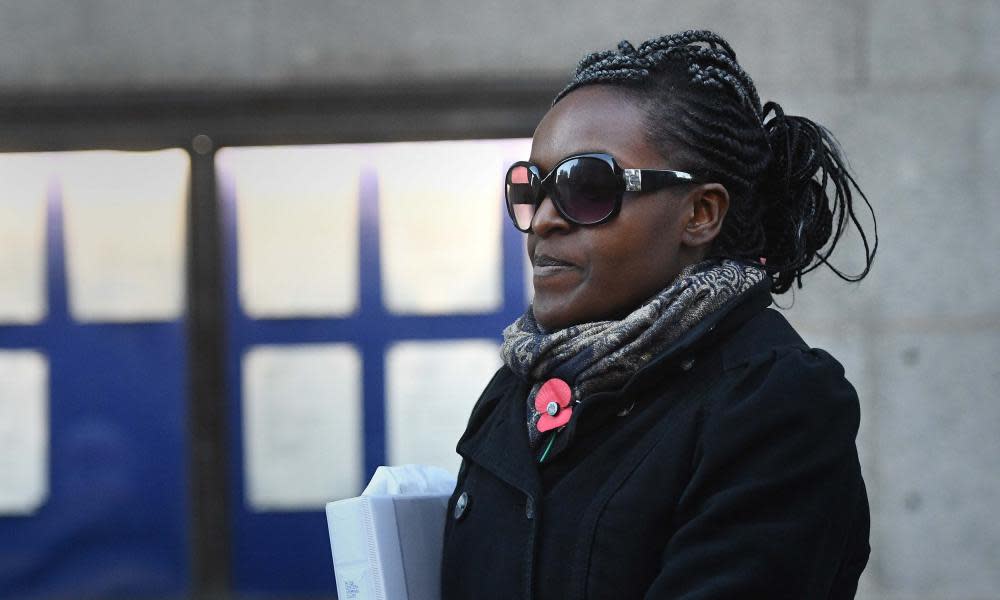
[441,282,870,599]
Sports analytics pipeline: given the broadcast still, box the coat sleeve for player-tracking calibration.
[643,347,871,599]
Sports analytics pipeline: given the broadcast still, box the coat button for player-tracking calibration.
[525,497,535,520]
[680,358,695,371]
[453,491,470,520]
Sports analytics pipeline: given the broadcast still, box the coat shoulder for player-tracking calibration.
[705,320,862,463]
[719,307,808,369]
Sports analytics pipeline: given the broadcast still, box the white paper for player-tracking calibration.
[374,140,504,315]
[327,493,450,600]
[327,496,381,599]
[243,343,363,510]
[0,154,49,324]
[59,149,188,322]
[385,340,501,472]
[0,350,49,515]
[221,146,362,318]
[362,464,456,496]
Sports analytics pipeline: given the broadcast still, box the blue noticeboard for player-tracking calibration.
[218,143,529,597]
[0,181,190,599]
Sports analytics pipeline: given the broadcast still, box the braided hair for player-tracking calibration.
[554,30,877,293]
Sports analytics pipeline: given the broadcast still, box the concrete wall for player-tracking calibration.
[2,1,998,598]
[0,1,856,92]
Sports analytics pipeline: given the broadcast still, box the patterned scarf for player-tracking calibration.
[501,259,766,448]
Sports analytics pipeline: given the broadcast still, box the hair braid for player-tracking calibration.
[553,30,877,294]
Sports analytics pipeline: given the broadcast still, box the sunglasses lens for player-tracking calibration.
[553,157,619,224]
[506,164,538,231]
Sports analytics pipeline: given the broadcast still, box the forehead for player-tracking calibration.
[529,86,666,170]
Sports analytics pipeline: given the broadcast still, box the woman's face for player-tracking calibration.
[527,85,700,331]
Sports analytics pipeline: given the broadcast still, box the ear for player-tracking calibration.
[680,183,729,248]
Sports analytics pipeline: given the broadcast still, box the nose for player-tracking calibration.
[530,194,571,236]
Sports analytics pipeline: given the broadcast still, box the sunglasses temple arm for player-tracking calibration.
[635,169,701,192]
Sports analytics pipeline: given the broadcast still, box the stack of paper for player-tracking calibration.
[326,493,450,600]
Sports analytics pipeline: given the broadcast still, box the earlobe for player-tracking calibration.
[681,184,730,248]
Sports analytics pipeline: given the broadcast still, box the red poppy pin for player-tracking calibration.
[535,378,573,433]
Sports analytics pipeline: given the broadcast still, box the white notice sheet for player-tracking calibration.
[59,149,188,322]
[242,344,363,510]
[386,339,501,473]
[0,154,49,324]
[0,350,49,515]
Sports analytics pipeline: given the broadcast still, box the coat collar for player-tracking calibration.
[456,374,542,499]
[624,277,776,383]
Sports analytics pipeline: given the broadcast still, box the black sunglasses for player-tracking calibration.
[504,152,703,232]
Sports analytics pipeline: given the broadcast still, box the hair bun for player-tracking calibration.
[757,102,876,292]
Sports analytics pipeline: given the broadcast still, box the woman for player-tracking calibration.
[442,30,875,599]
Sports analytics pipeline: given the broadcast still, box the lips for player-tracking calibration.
[534,254,576,268]
[532,253,579,278]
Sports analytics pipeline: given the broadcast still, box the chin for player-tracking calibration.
[532,301,601,332]
[531,304,570,332]
[531,310,559,332]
